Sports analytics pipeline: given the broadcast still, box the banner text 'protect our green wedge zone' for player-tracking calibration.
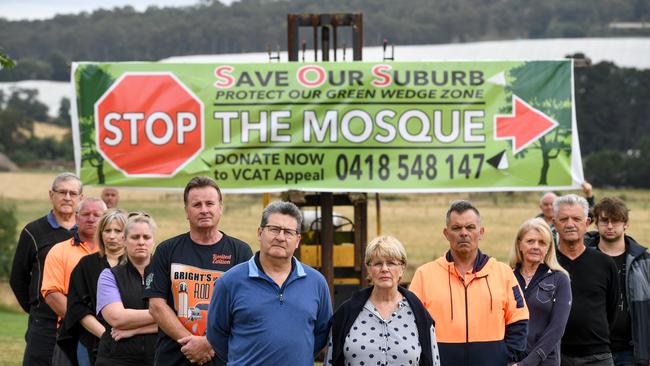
[72,61,584,192]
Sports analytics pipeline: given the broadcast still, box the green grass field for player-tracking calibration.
[0,305,28,366]
[2,171,649,364]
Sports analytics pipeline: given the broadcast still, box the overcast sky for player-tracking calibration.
[1,0,235,21]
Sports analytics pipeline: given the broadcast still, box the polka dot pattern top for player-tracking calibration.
[325,298,440,366]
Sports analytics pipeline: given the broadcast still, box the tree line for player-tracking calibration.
[0,88,73,166]
[576,62,650,188]
[1,0,649,81]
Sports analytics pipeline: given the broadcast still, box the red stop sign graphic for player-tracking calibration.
[95,72,204,177]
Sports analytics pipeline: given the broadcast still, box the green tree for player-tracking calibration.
[49,51,70,81]
[0,93,33,155]
[0,58,52,81]
[505,61,573,185]
[0,88,72,166]
[52,97,71,127]
[2,0,649,77]
[0,201,17,279]
[626,137,650,188]
[5,88,49,122]
[585,149,627,187]
[0,49,15,69]
[76,64,116,184]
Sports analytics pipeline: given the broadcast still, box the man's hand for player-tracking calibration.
[582,181,593,198]
[178,335,215,365]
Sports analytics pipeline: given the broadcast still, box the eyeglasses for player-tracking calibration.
[128,211,151,218]
[52,189,80,198]
[368,261,403,270]
[262,225,300,239]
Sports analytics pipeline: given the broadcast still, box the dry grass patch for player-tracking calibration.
[32,122,70,142]
[2,171,649,282]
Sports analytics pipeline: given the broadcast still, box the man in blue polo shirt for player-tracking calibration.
[207,201,332,365]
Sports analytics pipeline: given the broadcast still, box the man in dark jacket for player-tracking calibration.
[585,197,650,366]
[10,172,82,366]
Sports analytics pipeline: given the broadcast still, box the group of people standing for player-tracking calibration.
[9,173,650,366]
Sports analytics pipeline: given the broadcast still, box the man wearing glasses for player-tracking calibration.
[409,200,529,366]
[586,197,650,366]
[10,172,82,366]
[206,201,332,365]
[145,176,252,366]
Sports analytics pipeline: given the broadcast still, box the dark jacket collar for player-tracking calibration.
[71,227,83,246]
[514,263,552,293]
[445,249,490,273]
[330,286,434,366]
[584,231,647,259]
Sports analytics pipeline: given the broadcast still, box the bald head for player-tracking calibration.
[101,187,120,209]
[539,192,557,222]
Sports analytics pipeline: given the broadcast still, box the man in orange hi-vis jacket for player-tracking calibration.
[410,200,529,366]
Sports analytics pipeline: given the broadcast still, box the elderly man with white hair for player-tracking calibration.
[555,194,618,366]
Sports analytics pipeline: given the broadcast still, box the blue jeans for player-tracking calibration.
[76,341,91,366]
[612,349,644,366]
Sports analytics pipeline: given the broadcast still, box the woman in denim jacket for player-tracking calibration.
[510,218,572,366]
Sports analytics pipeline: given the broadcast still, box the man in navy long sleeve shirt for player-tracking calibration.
[10,172,81,366]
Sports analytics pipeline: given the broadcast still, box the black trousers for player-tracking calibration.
[561,352,615,366]
[22,315,57,366]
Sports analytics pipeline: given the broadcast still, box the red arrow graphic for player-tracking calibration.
[494,95,559,154]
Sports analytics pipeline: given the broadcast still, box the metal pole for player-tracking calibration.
[375,193,381,236]
[287,14,299,62]
[320,192,334,299]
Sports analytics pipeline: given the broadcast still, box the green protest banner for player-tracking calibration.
[72,61,583,192]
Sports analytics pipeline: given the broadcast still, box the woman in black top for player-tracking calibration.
[326,235,440,366]
[95,212,158,366]
[59,208,127,365]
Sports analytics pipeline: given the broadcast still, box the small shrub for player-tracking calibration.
[0,201,17,279]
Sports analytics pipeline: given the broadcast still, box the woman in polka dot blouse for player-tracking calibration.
[326,235,441,366]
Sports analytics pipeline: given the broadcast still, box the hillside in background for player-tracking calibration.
[0,0,649,187]
[1,0,649,81]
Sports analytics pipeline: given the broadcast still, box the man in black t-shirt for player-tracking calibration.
[586,197,650,366]
[144,177,252,366]
[554,194,619,366]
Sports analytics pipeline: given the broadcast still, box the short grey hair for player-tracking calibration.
[260,201,303,230]
[553,194,589,218]
[539,191,557,205]
[75,197,107,213]
[446,200,481,225]
[51,172,83,194]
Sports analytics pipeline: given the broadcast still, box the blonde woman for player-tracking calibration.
[95,213,158,366]
[326,235,440,366]
[59,208,127,365]
[509,218,572,366]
